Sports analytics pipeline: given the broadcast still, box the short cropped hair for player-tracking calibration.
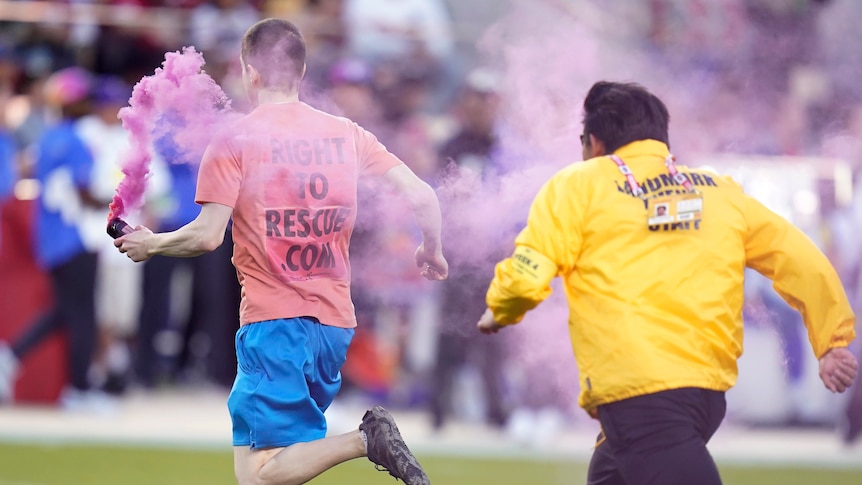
[582,81,670,153]
[241,18,307,90]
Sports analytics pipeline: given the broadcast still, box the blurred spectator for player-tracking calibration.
[75,76,169,394]
[0,127,15,253]
[817,0,862,101]
[0,130,13,197]
[325,57,381,128]
[344,0,454,64]
[742,0,829,103]
[438,69,500,174]
[430,69,510,430]
[769,93,814,156]
[91,23,168,84]
[340,60,449,404]
[6,25,73,158]
[321,57,402,398]
[730,90,817,157]
[373,60,442,181]
[0,41,16,205]
[840,177,862,443]
[135,118,239,390]
[0,67,108,409]
[7,75,51,160]
[0,39,17,103]
[189,0,261,80]
[747,276,810,422]
[826,172,862,440]
[291,0,348,91]
[821,101,862,443]
[0,125,14,400]
[646,0,748,73]
[344,0,459,109]
[14,25,78,82]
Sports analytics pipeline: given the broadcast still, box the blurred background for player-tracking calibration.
[1,0,862,483]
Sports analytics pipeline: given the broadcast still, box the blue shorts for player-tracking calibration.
[228,317,354,449]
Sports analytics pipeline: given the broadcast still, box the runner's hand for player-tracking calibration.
[115,225,154,262]
[819,347,858,393]
[415,244,448,281]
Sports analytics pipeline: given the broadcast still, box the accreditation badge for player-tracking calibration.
[647,192,703,226]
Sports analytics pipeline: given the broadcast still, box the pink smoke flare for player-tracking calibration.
[108,46,235,220]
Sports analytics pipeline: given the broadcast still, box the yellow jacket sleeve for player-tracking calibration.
[486,175,581,324]
[743,194,856,358]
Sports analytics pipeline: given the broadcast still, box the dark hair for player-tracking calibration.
[241,18,307,91]
[582,81,670,152]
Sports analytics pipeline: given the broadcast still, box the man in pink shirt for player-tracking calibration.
[116,18,447,485]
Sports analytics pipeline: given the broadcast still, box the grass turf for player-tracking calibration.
[0,443,860,485]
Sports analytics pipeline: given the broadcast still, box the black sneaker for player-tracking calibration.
[359,406,430,485]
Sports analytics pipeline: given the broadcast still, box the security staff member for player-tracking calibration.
[476,81,857,485]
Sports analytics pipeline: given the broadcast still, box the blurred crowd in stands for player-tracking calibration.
[0,0,861,445]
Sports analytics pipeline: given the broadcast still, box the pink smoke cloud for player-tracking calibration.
[109,47,238,220]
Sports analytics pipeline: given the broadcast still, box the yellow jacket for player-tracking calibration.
[486,140,856,414]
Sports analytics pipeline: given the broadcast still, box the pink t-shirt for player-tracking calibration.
[196,102,403,328]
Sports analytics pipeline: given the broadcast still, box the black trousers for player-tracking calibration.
[430,273,509,429]
[587,387,726,485]
[12,251,98,391]
[135,231,239,388]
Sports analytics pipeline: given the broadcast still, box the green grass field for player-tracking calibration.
[0,443,860,485]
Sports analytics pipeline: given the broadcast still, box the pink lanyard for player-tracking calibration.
[608,154,694,197]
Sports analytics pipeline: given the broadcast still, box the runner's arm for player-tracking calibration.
[115,202,232,261]
[744,195,855,358]
[486,180,562,325]
[383,164,443,254]
[383,164,447,279]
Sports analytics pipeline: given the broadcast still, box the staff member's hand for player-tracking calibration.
[477,308,504,334]
[114,225,155,262]
[819,347,858,393]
